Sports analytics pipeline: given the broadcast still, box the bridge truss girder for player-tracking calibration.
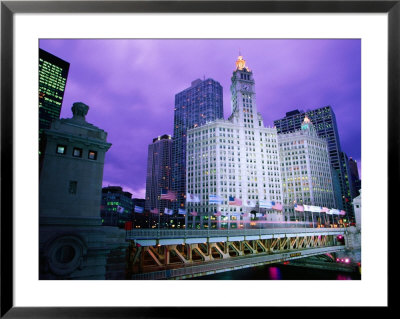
[127,234,339,278]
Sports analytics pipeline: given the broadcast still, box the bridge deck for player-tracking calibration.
[126,227,345,246]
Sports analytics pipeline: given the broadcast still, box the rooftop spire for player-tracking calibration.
[303,115,311,124]
[301,115,316,133]
[235,55,250,71]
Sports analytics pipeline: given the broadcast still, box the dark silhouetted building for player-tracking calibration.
[132,198,145,209]
[340,152,357,209]
[348,157,361,196]
[101,186,133,227]
[145,135,173,214]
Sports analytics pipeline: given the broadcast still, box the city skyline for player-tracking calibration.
[39,39,361,199]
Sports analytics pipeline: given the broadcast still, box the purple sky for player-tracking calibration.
[39,39,361,199]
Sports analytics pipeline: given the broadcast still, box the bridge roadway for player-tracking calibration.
[125,227,347,279]
[126,227,345,246]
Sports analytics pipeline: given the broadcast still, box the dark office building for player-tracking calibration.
[172,78,223,211]
[131,198,148,228]
[101,186,133,227]
[274,106,354,215]
[331,168,344,210]
[341,152,358,201]
[348,157,361,196]
[39,49,70,168]
[132,198,145,209]
[145,135,173,213]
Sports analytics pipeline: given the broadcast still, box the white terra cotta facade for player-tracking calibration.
[186,56,283,228]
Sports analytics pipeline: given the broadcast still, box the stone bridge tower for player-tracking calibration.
[39,102,127,279]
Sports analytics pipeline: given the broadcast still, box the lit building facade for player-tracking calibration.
[39,49,70,166]
[274,106,354,214]
[186,56,283,229]
[278,116,336,220]
[172,78,223,211]
[145,134,173,213]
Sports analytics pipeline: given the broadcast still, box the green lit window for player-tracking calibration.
[88,150,97,160]
[56,145,66,154]
[73,147,83,158]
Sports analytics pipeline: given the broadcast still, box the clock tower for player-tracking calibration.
[229,55,263,127]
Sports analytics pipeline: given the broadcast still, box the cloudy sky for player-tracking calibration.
[39,39,361,199]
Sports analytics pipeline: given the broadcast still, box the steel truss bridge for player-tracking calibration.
[125,227,346,279]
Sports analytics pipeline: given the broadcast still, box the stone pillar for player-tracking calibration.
[353,193,361,230]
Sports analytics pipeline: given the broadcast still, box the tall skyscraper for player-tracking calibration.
[172,78,223,211]
[274,106,354,215]
[340,152,357,202]
[145,134,173,214]
[186,55,283,229]
[278,116,336,219]
[331,168,344,210]
[39,49,70,168]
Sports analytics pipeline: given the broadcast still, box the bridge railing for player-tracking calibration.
[126,226,345,240]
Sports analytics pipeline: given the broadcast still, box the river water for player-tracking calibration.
[191,263,361,280]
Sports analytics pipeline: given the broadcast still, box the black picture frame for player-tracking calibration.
[1,0,396,317]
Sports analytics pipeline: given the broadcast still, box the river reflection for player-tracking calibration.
[191,264,360,280]
[268,267,282,280]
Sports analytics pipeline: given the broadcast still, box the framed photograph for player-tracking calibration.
[1,0,396,317]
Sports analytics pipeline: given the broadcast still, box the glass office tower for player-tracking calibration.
[39,48,70,169]
[145,134,173,214]
[172,78,223,212]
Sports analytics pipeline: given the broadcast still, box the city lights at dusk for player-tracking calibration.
[38,39,362,281]
[39,39,361,198]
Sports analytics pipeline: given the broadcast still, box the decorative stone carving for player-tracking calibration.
[71,102,89,121]
[43,234,88,276]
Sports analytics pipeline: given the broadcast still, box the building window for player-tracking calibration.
[88,150,97,160]
[56,145,67,154]
[69,181,78,194]
[73,147,83,158]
